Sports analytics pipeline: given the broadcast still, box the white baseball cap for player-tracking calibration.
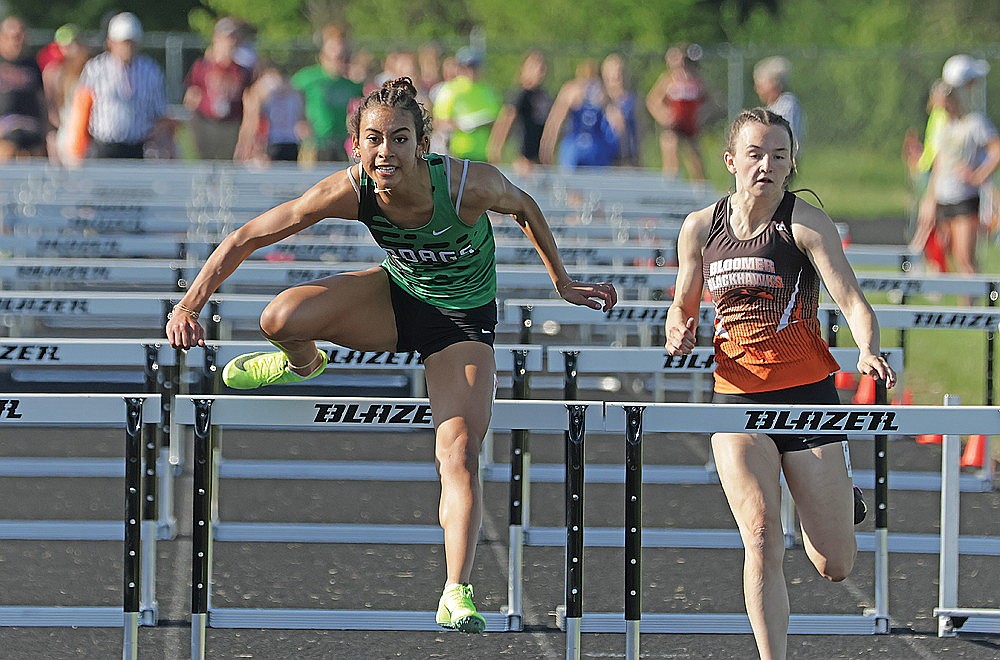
[942,54,990,87]
[107,12,143,42]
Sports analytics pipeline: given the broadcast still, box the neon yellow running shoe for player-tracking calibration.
[435,583,486,633]
[222,351,327,390]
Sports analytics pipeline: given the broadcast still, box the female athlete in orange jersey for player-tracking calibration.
[665,108,895,660]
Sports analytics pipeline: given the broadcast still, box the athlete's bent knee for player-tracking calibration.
[259,299,299,341]
[815,554,855,582]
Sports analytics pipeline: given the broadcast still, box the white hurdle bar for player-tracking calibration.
[934,395,1000,637]
[0,339,177,541]
[0,394,160,659]
[183,343,542,487]
[174,395,602,652]
[580,398,1000,660]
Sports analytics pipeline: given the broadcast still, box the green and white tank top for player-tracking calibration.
[348,154,497,309]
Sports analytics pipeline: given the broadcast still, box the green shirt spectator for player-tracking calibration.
[291,28,362,162]
[432,48,501,162]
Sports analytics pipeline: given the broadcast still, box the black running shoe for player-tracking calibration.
[853,485,868,525]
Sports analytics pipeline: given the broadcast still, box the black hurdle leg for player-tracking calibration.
[505,349,530,630]
[191,399,214,659]
[140,346,162,624]
[123,397,144,660]
[624,406,644,660]
[564,405,587,660]
[873,376,890,633]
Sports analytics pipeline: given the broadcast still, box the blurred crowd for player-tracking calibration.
[0,12,736,178]
[0,12,993,210]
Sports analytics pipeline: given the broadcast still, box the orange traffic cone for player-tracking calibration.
[960,435,988,468]
[892,388,914,406]
[835,371,858,391]
[852,374,876,404]
[902,390,942,444]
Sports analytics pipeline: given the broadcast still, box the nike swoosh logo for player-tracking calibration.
[432,227,451,236]
[232,352,268,371]
[481,329,493,334]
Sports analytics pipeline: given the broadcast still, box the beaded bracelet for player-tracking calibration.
[173,303,200,320]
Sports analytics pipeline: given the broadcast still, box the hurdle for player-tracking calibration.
[934,395,1000,637]
[520,347,905,549]
[507,300,998,493]
[184,342,542,487]
[0,394,159,658]
[539,345,913,489]
[571,393,1000,659]
[0,339,175,541]
[823,304,997,489]
[174,396,601,654]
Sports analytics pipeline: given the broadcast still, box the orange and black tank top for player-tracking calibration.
[702,192,839,394]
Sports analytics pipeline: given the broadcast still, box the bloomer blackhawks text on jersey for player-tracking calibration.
[702,192,839,394]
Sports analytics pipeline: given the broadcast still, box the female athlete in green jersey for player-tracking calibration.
[166,77,617,633]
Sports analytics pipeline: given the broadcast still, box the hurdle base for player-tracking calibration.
[0,519,122,541]
[934,608,1000,636]
[207,607,514,631]
[500,606,523,632]
[554,608,886,635]
[0,606,125,627]
[216,460,995,492]
[524,526,1000,556]
[215,522,444,544]
[157,517,178,541]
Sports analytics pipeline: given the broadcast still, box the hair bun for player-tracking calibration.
[384,76,418,97]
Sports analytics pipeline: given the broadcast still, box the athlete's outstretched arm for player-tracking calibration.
[666,208,710,356]
[166,171,359,349]
[793,203,896,387]
[462,162,617,311]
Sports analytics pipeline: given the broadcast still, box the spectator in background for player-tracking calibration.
[183,17,254,160]
[487,50,552,174]
[235,63,309,164]
[432,47,502,162]
[428,54,459,155]
[753,56,805,157]
[417,43,443,97]
[0,16,47,161]
[911,55,1000,276]
[36,23,78,74]
[42,27,90,165]
[291,24,363,162]
[68,12,168,161]
[540,58,623,170]
[232,20,259,74]
[601,52,641,167]
[348,48,376,91]
[902,79,951,272]
[646,44,710,180]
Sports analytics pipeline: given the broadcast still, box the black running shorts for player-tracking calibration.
[937,196,980,220]
[386,274,497,358]
[712,375,847,453]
